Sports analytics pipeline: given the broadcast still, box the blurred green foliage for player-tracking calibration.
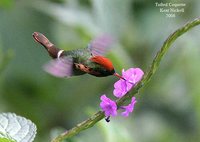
[0,0,200,142]
[0,0,14,9]
[0,49,13,75]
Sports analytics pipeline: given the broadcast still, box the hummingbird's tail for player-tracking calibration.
[32,32,61,59]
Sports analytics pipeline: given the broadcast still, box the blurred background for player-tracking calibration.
[0,0,200,141]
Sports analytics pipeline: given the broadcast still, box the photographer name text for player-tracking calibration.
[155,2,186,18]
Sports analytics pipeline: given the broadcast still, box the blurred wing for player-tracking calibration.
[88,35,113,56]
[43,57,74,78]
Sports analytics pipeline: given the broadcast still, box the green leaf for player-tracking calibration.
[0,138,15,142]
[0,113,37,142]
[0,132,16,142]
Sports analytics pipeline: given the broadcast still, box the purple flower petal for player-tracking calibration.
[100,95,117,117]
[113,79,127,98]
[113,68,144,98]
[122,68,144,84]
[121,97,137,117]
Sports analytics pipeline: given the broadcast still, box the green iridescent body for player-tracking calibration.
[63,48,114,77]
[64,48,92,65]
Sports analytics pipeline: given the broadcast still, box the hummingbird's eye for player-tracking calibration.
[111,69,115,74]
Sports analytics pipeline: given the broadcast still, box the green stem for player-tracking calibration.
[118,17,200,105]
[51,17,200,142]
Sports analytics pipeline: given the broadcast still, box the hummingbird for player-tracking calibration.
[32,32,124,79]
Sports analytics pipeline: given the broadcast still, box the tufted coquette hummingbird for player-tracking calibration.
[32,32,124,80]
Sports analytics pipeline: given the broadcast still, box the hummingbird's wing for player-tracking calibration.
[87,35,113,56]
[43,57,75,77]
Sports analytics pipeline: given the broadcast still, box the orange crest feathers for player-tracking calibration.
[90,56,114,71]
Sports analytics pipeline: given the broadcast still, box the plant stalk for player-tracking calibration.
[51,17,200,142]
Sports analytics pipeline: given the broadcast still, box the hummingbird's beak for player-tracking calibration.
[114,73,126,80]
[114,73,134,84]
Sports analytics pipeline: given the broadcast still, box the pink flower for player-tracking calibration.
[100,95,117,117]
[121,97,137,117]
[113,68,144,98]
[122,68,144,84]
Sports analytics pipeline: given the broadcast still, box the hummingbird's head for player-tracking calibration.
[90,56,115,74]
[90,56,125,80]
